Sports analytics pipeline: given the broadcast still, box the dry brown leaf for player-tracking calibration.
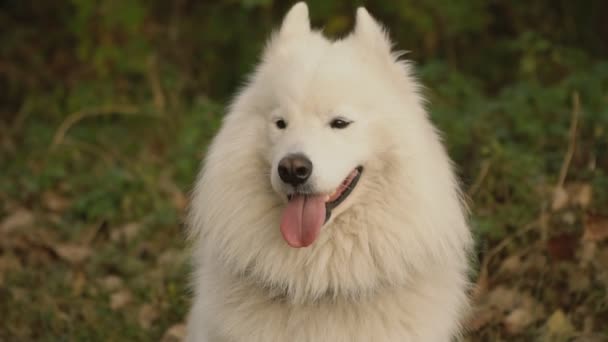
[545,309,576,338]
[159,249,187,268]
[110,290,132,310]
[161,323,187,342]
[506,291,545,335]
[582,213,608,242]
[159,173,188,211]
[520,292,543,311]
[546,233,578,261]
[568,268,591,293]
[42,191,71,212]
[527,253,548,270]
[499,255,521,274]
[80,221,109,245]
[467,308,495,332]
[561,211,576,225]
[46,213,63,226]
[2,228,61,266]
[582,316,594,334]
[0,209,34,233]
[0,252,22,273]
[479,287,544,336]
[484,286,519,312]
[552,186,569,211]
[597,249,608,269]
[99,275,124,292]
[579,241,596,267]
[171,190,188,212]
[54,244,92,265]
[597,272,608,291]
[552,183,593,211]
[596,249,608,288]
[111,222,142,243]
[573,183,592,208]
[503,307,534,335]
[71,271,87,296]
[138,303,160,330]
[11,287,27,301]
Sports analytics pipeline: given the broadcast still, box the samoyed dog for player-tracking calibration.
[186,3,473,341]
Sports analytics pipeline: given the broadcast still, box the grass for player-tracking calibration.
[1,96,222,340]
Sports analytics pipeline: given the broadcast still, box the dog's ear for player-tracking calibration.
[354,7,392,55]
[280,2,310,37]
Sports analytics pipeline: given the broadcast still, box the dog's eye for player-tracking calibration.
[275,119,287,129]
[329,118,352,129]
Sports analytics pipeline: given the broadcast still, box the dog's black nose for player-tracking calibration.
[278,153,313,186]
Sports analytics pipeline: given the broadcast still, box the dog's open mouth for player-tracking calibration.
[324,166,363,217]
[280,166,363,248]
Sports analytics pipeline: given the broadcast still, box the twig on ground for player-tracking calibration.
[11,104,29,134]
[51,105,142,148]
[473,219,540,300]
[556,91,580,189]
[468,159,491,198]
[147,55,166,114]
[61,137,116,166]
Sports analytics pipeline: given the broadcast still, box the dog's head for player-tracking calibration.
[241,3,426,247]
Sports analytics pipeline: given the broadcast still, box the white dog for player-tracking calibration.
[186,3,473,341]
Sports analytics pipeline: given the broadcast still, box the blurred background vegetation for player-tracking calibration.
[1,0,607,340]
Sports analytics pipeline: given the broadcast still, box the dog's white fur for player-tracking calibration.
[186,3,473,341]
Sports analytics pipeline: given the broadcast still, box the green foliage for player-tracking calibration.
[70,0,149,75]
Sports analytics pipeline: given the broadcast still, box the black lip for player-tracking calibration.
[324,166,363,223]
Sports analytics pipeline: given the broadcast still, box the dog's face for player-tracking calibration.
[244,3,419,247]
[267,104,368,246]
[266,88,372,247]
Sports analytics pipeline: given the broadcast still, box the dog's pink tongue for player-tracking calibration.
[280,195,326,248]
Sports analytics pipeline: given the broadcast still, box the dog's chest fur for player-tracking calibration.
[187,261,466,342]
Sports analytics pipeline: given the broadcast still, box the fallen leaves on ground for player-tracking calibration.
[53,244,92,265]
[0,209,34,233]
[547,233,578,261]
[110,222,142,243]
[110,290,133,311]
[162,323,187,342]
[138,303,160,330]
[552,183,593,211]
[582,213,608,242]
[2,175,606,341]
[99,275,124,292]
[42,191,71,212]
[467,181,608,340]
[544,310,576,339]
